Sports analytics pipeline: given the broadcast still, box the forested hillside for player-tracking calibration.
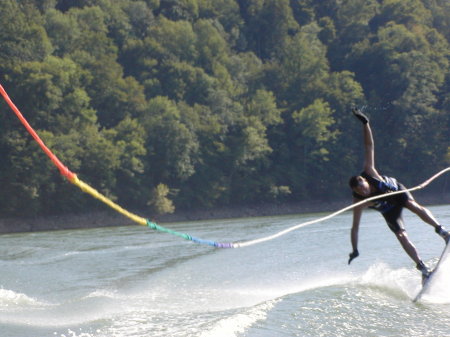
[0,0,449,217]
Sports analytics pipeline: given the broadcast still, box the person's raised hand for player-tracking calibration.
[352,107,369,124]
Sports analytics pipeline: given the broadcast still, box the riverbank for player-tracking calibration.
[0,200,346,234]
[0,191,449,234]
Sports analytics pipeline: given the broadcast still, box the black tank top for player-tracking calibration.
[352,171,399,213]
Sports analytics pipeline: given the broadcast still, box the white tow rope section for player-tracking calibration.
[233,167,450,248]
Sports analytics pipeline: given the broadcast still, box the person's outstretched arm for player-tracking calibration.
[352,108,382,180]
[348,202,363,264]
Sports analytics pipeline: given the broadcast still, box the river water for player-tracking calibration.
[0,205,449,337]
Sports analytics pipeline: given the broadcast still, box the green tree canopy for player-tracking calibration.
[0,0,448,217]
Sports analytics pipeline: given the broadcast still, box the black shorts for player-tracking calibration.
[381,183,413,233]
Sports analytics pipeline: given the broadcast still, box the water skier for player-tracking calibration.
[347,108,449,279]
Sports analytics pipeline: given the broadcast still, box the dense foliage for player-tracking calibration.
[0,0,449,217]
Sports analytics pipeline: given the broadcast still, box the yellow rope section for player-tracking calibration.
[70,175,148,226]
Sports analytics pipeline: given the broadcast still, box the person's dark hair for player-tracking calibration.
[349,176,359,189]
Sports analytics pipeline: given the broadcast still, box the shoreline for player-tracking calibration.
[0,199,348,234]
[0,191,448,234]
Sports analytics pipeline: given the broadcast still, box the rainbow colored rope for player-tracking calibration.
[1,84,449,248]
[0,84,232,248]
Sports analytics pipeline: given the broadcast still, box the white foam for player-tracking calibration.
[355,262,420,298]
[0,288,46,308]
[0,287,126,327]
[353,261,450,303]
[57,329,94,337]
[352,250,450,304]
[199,300,278,337]
[195,274,353,337]
[83,289,118,300]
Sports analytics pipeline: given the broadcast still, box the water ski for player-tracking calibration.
[413,242,450,303]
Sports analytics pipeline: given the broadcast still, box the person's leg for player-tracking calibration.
[384,208,430,276]
[395,229,431,278]
[395,229,421,265]
[404,199,449,242]
[404,199,440,228]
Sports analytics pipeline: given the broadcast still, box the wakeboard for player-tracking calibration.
[413,241,450,302]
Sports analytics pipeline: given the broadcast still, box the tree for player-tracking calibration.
[425,0,450,42]
[149,16,198,62]
[289,99,337,198]
[194,19,229,73]
[239,0,299,59]
[156,0,200,21]
[327,0,379,71]
[370,0,432,30]
[110,117,147,207]
[197,0,242,34]
[148,183,175,215]
[270,23,329,109]
[140,96,200,185]
[0,0,52,67]
[8,56,95,132]
[347,21,449,180]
